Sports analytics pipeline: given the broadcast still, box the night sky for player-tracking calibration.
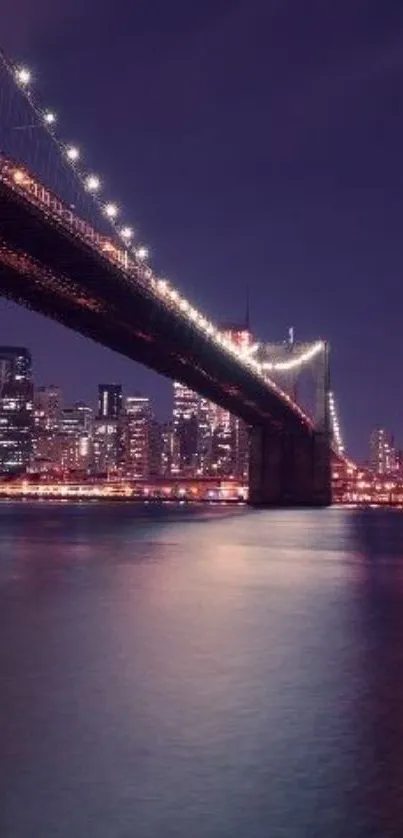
[2,0,403,460]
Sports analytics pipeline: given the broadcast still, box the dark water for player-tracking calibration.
[1,503,403,837]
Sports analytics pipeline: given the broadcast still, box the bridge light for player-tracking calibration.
[120,226,133,241]
[16,67,31,87]
[85,174,101,192]
[136,246,149,261]
[157,279,168,294]
[66,145,80,162]
[44,111,56,125]
[13,169,26,184]
[104,203,119,219]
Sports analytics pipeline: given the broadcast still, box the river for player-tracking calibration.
[1,501,403,837]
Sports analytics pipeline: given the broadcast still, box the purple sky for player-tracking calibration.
[2,0,403,459]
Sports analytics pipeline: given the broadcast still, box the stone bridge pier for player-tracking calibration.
[248,426,331,507]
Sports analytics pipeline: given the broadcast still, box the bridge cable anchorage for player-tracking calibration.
[0,47,319,429]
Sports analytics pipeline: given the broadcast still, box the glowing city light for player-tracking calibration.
[44,111,56,125]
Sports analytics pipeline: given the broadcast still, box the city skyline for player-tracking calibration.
[2,1,403,460]
[0,342,251,481]
[0,340,400,478]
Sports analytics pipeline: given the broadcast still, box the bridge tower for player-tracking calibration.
[248,340,332,507]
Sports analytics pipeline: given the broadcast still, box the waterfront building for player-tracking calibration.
[0,347,33,474]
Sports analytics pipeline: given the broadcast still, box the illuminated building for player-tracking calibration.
[370,427,396,475]
[196,397,212,475]
[98,384,122,420]
[160,421,175,476]
[57,403,93,473]
[92,419,118,474]
[34,385,61,430]
[172,382,199,475]
[75,401,93,432]
[211,419,235,477]
[122,395,151,478]
[92,385,122,475]
[0,347,33,474]
[33,385,62,466]
[149,419,164,478]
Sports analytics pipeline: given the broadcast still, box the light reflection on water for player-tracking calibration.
[1,502,403,837]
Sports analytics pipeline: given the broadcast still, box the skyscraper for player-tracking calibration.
[92,419,119,475]
[172,382,199,475]
[196,397,212,475]
[122,395,151,479]
[210,417,236,477]
[0,347,33,474]
[149,419,164,478]
[98,384,122,420]
[92,385,122,475]
[370,427,396,475]
[56,403,93,473]
[34,385,62,429]
[33,385,62,467]
[160,421,175,476]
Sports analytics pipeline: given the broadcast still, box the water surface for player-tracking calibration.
[1,502,403,837]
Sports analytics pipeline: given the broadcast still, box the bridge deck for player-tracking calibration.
[0,157,311,433]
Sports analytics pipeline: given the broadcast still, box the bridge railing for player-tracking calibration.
[0,154,313,429]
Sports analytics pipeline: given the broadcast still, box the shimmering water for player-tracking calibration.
[1,502,403,837]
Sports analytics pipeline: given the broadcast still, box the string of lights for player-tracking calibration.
[0,50,316,430]
[329,391,344,454]
[261,341,324,372]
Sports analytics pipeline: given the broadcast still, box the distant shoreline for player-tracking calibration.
[0,494,245,505]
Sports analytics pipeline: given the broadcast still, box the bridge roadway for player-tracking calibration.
[0,156,331,506]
